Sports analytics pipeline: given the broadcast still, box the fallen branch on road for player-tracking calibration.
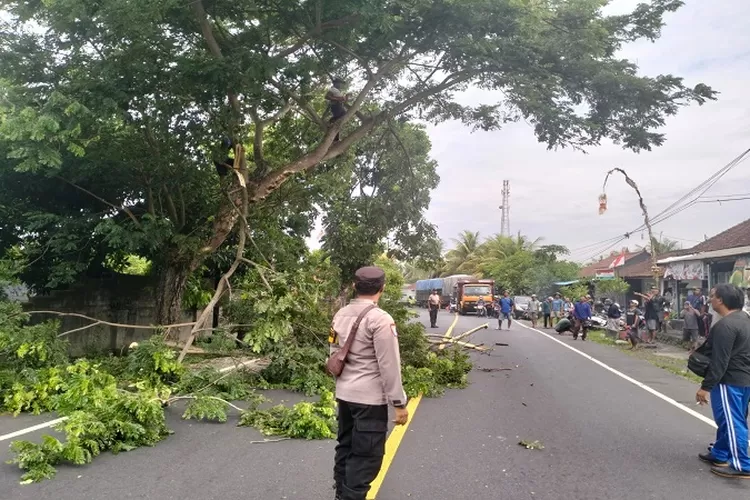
[426,337,492,352]
[249,437,291,444]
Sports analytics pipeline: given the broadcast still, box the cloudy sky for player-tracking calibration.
[423,0,750,263]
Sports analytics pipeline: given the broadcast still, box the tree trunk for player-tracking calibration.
[155,258,195,326]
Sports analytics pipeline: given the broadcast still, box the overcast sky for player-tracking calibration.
[307,1,750,263]
[424,0,750,263]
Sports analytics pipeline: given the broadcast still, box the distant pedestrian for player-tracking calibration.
[563,297,573,316]
[698,304,713,338]
[689,287,707,311]
[551,293,564,325]
[527,294,541,328]
[331,266,409,499]
[625,300,642,348]
[428,289,440,328]
[542,297,552,328]
[606,299,622,338]
[696,284,750,479]
[573,295,592,341]
[498,291,514,330]
[638,286,662,343]
[681,301,701,352]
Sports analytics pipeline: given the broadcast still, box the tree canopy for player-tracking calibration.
[440,231,579,295]
[0,0,715,323]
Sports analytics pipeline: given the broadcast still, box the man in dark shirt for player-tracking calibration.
[639,286,662,343]
[572,295,592,341]
[625,300,642,348]
[696,284,750,479]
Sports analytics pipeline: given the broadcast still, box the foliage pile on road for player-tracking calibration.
[1,254,471,483]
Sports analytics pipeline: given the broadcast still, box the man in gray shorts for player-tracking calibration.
[681,300,701,351]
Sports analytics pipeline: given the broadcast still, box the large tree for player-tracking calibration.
[0,0,715,324]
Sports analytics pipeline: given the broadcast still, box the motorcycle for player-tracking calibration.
[476,304,487,317]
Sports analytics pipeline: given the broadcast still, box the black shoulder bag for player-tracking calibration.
[688,341,711,378]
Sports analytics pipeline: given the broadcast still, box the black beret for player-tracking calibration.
[355,266,386,284]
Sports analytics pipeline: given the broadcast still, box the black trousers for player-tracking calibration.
[429,307,438,327]
[334,399,388,500]
[543,314,551,328]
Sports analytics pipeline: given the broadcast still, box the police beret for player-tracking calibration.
[355,266,386,284]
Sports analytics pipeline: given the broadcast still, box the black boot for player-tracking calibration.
[340,483,366,500]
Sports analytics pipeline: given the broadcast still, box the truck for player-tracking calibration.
[455,279,495,315]
[414,275,495,314]
[415,278,444,307]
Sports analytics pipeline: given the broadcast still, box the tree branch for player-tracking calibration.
[325,39,374,78]
[22,310,196,337]
[191,0,241,116]
[179,147,250,363]
[55,176,141,228]
[249,100,293,177]
[163,187,181,229]
[269,81,326,129]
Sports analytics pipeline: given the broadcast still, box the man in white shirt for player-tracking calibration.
[428,290,441,328]
[325,78,348,142]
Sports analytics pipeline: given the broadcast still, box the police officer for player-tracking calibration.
[331,266,409,500]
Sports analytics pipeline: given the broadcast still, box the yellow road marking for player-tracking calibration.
[366,315,458,498]
[438,313,460,350]
[366,394,423,500]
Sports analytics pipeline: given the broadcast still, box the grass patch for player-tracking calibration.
[586,330,703,384]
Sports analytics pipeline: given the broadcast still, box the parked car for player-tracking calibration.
[513,296,531,320]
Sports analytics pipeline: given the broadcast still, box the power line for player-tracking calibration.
[587,147,750,250]
[695,196,750,204]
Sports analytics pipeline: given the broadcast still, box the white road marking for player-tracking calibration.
[516,322,717,429]
[0,417,68,442]
[0,359,261,442]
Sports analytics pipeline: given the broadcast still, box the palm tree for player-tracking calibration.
[442,230,481,276]
[650,236,681,255]
[460,233,543,277]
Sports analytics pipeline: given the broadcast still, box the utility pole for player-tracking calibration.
[499,180,510,237]
[600,168,661,290]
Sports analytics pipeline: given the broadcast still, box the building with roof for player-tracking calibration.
[578,248,649,280]
[657,218,750,306]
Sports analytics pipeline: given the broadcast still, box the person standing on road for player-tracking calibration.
[625,300,642,348]
[606,299,622,338]
[428,289,440,328]
[638,286,662,344]
[331,266,409,500]
[551,293,563,326]
[698,304,713,339]
[681,301,701,352]
[696,284,750,479]
[542,297,552,329]
[527,294,541,328]
[573,295,592,341]
[563,297,573,317]
[498,291,514,330]
[689,287,707,311]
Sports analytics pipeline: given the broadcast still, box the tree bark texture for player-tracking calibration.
[155,258,195,327]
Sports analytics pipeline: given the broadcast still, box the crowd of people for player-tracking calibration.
[327,264,750,495]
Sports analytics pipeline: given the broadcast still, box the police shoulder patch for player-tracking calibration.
[390,324,398,338]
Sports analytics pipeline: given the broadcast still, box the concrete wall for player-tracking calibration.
[24,274,196,357]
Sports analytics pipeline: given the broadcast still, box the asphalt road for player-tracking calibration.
[2,309,749,499]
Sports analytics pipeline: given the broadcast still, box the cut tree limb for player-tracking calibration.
[178,148,250,363]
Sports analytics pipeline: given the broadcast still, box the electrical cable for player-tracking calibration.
[587,147,750,248]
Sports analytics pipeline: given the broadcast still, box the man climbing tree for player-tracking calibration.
[326,77,349,142]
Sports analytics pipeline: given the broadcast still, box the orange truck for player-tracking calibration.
[455,279,495,315]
